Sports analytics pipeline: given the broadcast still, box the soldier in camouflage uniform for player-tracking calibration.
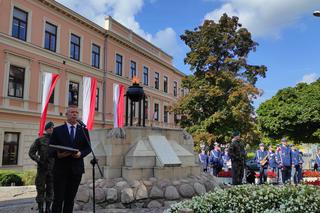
[29,122,55,213]
[228,131,246,185]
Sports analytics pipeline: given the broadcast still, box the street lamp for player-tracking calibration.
[313,10,320,17]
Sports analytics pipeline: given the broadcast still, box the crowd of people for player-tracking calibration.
[199,132,320,185]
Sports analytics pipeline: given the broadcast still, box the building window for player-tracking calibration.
[181,88,185,97]
[164,106,168,123]
[130,61,136,79]
[143,66,149,85]
[174,113,178,125]
[44,22,57,52]
[68,81,79,106]
[95,88,99,111]
[116,54,123,76]
[154,103,159,121]
[2,132,20,165]
[92,44,100,68]
[8,65,25,98]
[154,72,159,90]
[70,34,80,61]
[49,89,55,104]
[12,7,28,41]
[163,76,168,93]
[173,81,177,97]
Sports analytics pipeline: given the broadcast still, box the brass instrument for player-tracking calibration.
[260,154,269,166]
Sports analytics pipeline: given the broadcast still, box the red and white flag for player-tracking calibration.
[113,83,125,128]
[39,72,60,136]
[82,76,97,130]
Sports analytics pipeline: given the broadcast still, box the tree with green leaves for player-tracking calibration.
[173,14,267,150]
[257,80,320,144]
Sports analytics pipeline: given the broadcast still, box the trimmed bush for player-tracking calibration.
[170,185,320,213]
[0,173,23,186]
[0,169,36,186]
[0,170,16,179]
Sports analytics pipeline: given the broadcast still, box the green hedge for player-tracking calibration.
[0,170,23,186]
[0,170,36,186]
[246,152,255,159]
[170,185,320,213]
[19,170,36,186]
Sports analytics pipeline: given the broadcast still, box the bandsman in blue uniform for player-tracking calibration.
[275,145,282,183]
[292,146,302,184]
[254,143,268,184]
[209,143,223,176]
[316,149,320,171]
[268,146,277,172]
[222,149,231,171]
[279,138,292,184]
[199,149,209,172]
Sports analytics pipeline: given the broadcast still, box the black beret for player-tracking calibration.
[45,121,54,130]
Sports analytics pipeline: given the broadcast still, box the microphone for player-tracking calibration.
[76,119,87,127]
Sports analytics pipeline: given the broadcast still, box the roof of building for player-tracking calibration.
[38,0,185,77]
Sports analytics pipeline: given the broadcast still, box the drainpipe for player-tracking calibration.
[102,34,108,128]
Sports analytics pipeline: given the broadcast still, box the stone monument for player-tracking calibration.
[83,78,200,181]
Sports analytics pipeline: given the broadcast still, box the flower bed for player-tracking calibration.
[304,180,320,186]
[303,170,320,177]
[302,171,320,183]
[267,171,276,178]
[217,171,232,184]
[266,171,277,184]
[217,171,232,177]
[170,185,320,213]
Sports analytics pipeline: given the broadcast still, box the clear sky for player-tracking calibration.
[57,0,320,108]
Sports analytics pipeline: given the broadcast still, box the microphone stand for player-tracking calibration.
[78,123,103,213]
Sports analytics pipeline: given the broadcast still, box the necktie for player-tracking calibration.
[70,125,75,142]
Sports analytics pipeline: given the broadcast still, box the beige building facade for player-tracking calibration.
[0,0,185,170]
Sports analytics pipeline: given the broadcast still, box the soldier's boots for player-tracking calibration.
[38,202,44,213]
[45,201,52,213]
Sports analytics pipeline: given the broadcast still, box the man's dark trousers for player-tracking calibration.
[52,169,82,213]
[232,161,244,185]
[282,166,291,184]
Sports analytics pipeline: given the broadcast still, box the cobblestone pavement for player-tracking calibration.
[0,186,168,213]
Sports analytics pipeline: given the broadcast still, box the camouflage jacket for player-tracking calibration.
[29,134,54,170]
[228,139,246,162]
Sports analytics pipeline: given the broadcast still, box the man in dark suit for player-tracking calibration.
[50,105,91,213]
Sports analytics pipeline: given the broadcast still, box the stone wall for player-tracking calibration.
[75,173,223,211]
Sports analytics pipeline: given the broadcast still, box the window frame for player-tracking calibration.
[48,88,55,104]
[70,33,81,61]
[68,81,79,106]
[2,132,20,166]
[154,72,159,90]
[130,60,137,79]
[154,103,159,121]
[95,87,99,111]
[12,7,28,41]
[7,65,25,99]
[91,43,100,68]
[173,81,178,97]
[164,105,169,123]
[44,21,57,52]
[163,76,168,93]
[115,54,123,76]
[143,66,149,86]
